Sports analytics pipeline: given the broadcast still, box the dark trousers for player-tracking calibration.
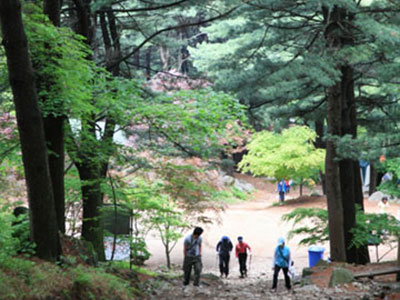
[219,253,230,276]
[279,191,285,202]
[183,256,202,286]
[272,265,291,289]
[238,253,247,276]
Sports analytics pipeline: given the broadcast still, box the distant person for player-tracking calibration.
[285,179,291,194]
[216,236,233,278]
[277,179,287,203]
[235,236,251,278]
[183,227,204,287]
[271,237,291,293]
[378,196,389,214]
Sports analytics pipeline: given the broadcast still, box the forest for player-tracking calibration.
[0,0,400,299]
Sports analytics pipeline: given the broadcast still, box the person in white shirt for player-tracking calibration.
[378,196,389,214]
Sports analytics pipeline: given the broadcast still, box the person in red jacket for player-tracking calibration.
[235,236,251,278]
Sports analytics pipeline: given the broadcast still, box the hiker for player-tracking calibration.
[216,236,233,278]
[271,237,291,292]
[285,179,290,194]
[277,179,287,203]
[378,196,389,214]
[183,227,204,287]
[235,236,251,278]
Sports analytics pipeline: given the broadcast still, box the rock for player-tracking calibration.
[301,276,313,286]
[368,191,388,202]
[315,260,329,267]
[221,175,235,186]
[310,191,321,196]
[295,284,320,293]
[329,268,354,287]
[302,267,314,277]
[202,273,221,281]
[234,178,255,193]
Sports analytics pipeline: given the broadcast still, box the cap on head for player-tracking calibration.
[278,237,285,246]
[193,227,203,236]
[237,236,243,241]
[222,236,229,241]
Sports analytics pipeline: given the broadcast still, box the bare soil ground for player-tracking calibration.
[145,174,400,279]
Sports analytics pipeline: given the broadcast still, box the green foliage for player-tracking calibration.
[282,208,329,246]
[350,210,400,250]
[0,208,18,262]
[0,258,136,300]
[0,206,34,262]
[283,206,400,253]
[23,3,94,118]
[378,158,400,198]
[132,89,247,158]
[239,126,325,182]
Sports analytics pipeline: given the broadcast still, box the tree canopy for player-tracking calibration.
[239,126,325,181]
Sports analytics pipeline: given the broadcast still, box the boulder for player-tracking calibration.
[368,191,388,202]
[329,267,354,287]
[221,175,235,186]
[234,178,255,193]
[315,259,329,267]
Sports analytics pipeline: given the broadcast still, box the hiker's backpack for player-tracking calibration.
[219,239,232,254]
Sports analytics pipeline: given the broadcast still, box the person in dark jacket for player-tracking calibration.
[216,236,233,278]
[277,179,287,203]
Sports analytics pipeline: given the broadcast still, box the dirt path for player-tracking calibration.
[141,271,380,300]
[145,174,400,278]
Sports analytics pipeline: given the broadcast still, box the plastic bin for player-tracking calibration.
[308,246,325,267]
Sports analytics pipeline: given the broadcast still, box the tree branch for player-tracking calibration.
[109,4,243,68]
[97,0,189,13]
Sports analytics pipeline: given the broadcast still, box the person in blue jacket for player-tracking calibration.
[277,179,287,203]
[216,236,233,278]
[271,237,291,292]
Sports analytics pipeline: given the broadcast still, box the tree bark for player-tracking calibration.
[325,81,347,262]
[77,160,105,261]
[323,5,347,262]
[315,120,326,194]
[0,0,60,260]
[369,163,377,195]
[339,65,358,263]
[42,0,65,234]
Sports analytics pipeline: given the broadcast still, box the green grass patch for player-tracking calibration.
[0,257,142,300]
[219,187,252,204]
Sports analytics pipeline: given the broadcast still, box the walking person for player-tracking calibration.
[216,236,233,278]
[277,179,287,203]
[183,227,204,287]
[235,236,251,278]
[271,237,291,292]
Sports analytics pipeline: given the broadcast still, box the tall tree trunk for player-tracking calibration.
[0,0,60,261]
[325,81,347,262]
[323,5,347,262]
[42,0,65,234]
[369,163,377,195]
[339,65,358,263]
[69,0,106,260]
[77,161,105,261]
[146,47,152,80]
[315,120,326,194]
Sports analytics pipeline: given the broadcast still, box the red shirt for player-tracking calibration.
[235,242,251,257]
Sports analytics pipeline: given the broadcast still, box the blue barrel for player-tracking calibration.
[308,246,325,267]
